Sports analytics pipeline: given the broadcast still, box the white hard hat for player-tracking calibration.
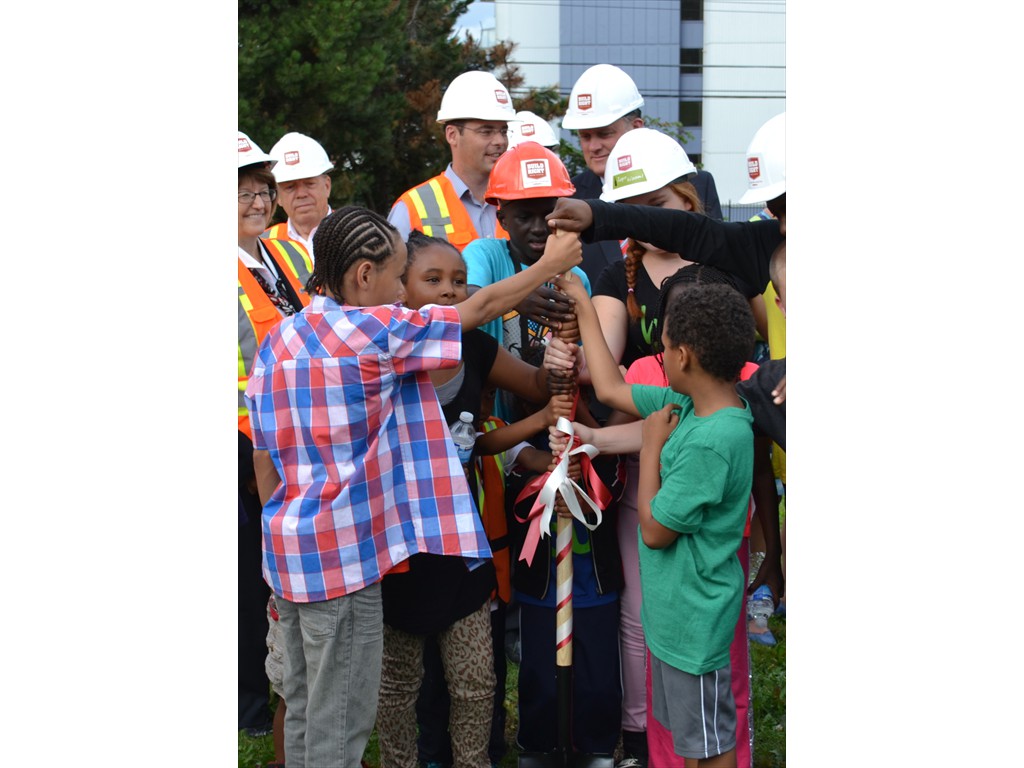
[562,64,644,130]
[600,128,697,202]
[436,71,516,123]
[738,112,785,204]
[508,111,559,149]
[238,131,275,170]
[269,132,334,184]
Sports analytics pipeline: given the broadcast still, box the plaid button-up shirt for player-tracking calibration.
[245,294,491,603]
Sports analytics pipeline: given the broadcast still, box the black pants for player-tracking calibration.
[517,599,621,755]
[238,487,272,730]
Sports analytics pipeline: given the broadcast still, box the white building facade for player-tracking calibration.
[492,0,785,206]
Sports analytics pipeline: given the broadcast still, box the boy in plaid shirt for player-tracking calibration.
[244,206,581,768]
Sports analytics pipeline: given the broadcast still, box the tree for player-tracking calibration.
[240,1,570,214]
[240,0,481,214]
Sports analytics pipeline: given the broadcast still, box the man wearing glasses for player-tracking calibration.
[388,70,516,251]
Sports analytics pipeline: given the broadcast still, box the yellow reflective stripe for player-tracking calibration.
[239,285,253,313]
[407,188,432,235]
[238,344,248,383]
[481,420,504,475]
[427,178,456,235]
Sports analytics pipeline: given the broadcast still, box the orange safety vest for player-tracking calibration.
[396,173,509,253]
[261,221,290,241]
[237,242,311,439]
[473,418,512,603]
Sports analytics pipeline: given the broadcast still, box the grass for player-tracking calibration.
[238,617,785,768]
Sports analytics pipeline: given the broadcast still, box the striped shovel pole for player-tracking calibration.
[551,296,581,761]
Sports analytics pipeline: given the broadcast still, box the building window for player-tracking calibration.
[679,101,702,126]
[681,0,703,21]
[680,48,701,74]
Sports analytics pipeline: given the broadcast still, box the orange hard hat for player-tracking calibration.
[484,141,575,206]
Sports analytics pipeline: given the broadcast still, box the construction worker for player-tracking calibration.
[507,110,560,150]
[262,131,334,261]
[561,64,724,286]
[388,70,516,251]
[237,131,312,748]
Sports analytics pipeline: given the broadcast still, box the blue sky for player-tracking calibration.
[454,0,495,38]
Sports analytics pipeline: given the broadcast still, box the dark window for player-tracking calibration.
[679,101,702,126]
[680,48,702,74]
[681,0,703,21]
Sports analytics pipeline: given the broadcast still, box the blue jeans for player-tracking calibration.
[278,583,384,768]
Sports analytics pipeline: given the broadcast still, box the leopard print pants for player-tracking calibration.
[376,601,496,768]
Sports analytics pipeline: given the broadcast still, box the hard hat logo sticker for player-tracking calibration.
[239,138,252,152]
[617,155,632,171]
[522,124,536,136]
[496,90,509,104]
[521,159,552,188]
[577,94,593,111]
[747,157,760,181]
[285,151,301,165]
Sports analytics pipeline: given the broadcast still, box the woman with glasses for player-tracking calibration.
[237,131,314,768]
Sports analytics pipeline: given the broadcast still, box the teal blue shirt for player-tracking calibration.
[631,384,753,675]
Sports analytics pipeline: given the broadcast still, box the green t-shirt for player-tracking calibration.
[631,384,754,675]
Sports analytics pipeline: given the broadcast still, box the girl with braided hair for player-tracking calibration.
[244,206,582,768]
[589,129,766,379]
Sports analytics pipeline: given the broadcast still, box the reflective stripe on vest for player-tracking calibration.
[474,418,511,603]
[261,222,289,241]
[262,238,313,291]
[399,174,509,253]
[408,177,456,239]
[237,253,309,438]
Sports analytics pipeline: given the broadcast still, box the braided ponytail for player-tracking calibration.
[623,240,646,321]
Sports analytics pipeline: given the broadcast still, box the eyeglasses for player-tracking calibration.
[238,189,277,205]
[454,124,509,140]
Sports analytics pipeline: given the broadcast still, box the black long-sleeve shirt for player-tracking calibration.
[581,200,783,294]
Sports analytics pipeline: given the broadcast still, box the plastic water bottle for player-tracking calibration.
[747,585,776,646]
[449,411,477,467]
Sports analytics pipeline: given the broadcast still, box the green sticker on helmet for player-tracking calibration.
[613,169,647,189]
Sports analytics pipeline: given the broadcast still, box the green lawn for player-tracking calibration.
[238,611,785,768]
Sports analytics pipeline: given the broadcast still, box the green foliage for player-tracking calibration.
[240,0,475,213]
[239,0,575,215]
[237,728,274,768]
[751,614,787,767]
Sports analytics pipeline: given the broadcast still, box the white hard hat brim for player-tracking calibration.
[239,154,277,170]
[272,160,335,184]
[738,180,785,205]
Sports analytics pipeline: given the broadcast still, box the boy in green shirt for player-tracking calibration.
[556,273,755,767]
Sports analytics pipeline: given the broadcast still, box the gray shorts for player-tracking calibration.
[650,653,736,760]
[265,594,284,698]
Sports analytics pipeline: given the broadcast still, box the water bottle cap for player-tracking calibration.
[459,411,474,423]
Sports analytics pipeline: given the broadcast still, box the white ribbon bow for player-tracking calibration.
[534,416,604,543]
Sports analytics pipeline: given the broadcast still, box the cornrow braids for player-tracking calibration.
[663,283,755,382]
[405,229,463,279]
[623,239,646,321]
[306,206,398,299]
[651,264,737,355]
